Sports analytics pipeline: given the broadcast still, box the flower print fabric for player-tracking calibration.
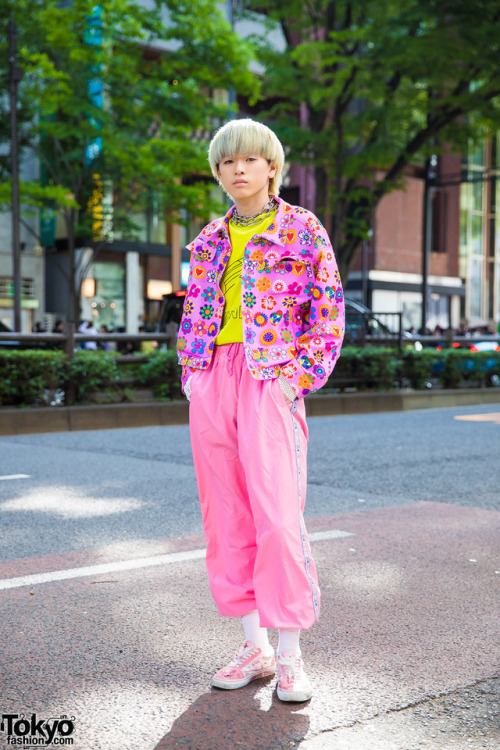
[177,197,345,400]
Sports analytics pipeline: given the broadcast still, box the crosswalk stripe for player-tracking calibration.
[0,529,354,591]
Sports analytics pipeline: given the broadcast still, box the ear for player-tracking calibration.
[269,161,277,178]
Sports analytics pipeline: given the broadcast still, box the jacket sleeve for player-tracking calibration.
[280,225,345,399]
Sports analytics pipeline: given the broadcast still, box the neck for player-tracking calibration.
[233,192,273,217]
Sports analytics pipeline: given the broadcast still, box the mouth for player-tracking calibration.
[233,180,247,186]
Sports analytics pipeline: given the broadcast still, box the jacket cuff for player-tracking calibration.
[184,375,193,402]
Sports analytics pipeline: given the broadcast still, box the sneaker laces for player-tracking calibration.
[278,653,302,679]
[229,642,259,668]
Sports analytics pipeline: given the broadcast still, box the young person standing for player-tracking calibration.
[177,118,345,702]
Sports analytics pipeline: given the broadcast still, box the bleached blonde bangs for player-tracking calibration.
[208,118,285,197]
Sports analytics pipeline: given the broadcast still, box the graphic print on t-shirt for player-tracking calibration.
[220,259,243,328]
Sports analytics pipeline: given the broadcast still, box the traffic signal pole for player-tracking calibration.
[8,17,22,332]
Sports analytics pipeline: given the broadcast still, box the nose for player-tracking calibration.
[234,160,245,173]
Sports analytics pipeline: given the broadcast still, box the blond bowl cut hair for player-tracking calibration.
[208,118,285,198]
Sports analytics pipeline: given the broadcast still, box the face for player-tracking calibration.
[217,153,277,210]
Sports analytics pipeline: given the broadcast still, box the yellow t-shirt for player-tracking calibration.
[216,210,277,345]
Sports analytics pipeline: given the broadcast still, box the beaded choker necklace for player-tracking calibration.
[231,196,278,228]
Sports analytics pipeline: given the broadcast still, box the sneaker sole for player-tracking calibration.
[211,668,276,690]
[277,686,312,703]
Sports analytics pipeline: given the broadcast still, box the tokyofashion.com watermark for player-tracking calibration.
[1,713,75,746]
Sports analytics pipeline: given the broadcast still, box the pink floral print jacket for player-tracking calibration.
[177,197,345,400]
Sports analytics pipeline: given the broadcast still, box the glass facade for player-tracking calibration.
[460,134,500,325]
[114,192,167,245]
[90,261,126,329]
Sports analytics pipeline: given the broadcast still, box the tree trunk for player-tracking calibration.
[66,208,81,324]
[314,163,328,226]
[336,236,364,288]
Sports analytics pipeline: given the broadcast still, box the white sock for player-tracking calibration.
[241,610,273,654]
[278,628,301,655]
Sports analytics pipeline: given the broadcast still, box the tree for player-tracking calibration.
[0,0,256,321]
[247,0,500,282]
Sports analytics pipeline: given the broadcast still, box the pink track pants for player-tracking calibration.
[189,343,320,629]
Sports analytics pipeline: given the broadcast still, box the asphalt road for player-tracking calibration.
[0,404,498,563]
[0,404,499,750]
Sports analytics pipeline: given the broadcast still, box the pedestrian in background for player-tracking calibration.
[177,118,345,702]
[98,324,110,352]
[78,319,98,350]
[139,325,155,354]
[52,320,64,334]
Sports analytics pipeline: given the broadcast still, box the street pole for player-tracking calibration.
[8,18,23,332]
[420,156,437,334]
[361,228,373,309]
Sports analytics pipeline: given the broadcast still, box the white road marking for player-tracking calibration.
[0,528,354,591]
[0,474,30,481]
[308,529,354,542]
[0,549,207,591]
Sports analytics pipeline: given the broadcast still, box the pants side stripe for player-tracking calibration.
[289,401,320,621]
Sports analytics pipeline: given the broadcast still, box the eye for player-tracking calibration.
[247,157,257,162]
[222,158,233,165]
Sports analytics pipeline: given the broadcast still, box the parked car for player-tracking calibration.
[0,321,51,350]
[0,321,24,349]
[157,291,187,329]
[468,340,500,353]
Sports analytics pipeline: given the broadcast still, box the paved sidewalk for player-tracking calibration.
[1,501,499,749]
[300,678,500,749]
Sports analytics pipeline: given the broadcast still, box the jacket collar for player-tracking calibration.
[203,196,292,245]
[190,196,295,262]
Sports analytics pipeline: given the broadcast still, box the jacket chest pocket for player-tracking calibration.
[191,247,229,285]
[262,255,313,295]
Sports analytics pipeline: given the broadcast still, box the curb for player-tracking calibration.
[1,389,500,436]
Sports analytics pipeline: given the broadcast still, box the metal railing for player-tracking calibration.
[1,323,499,354]
[0,327,172,357]
[345,311,404,348]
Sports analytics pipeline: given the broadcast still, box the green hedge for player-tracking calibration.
[0,347,499,406]
[0,350,66,406]
[327,347,399,391]
[0,350,122,406]
[137,350,182,400]
[326,346,500,391]
[67,351,121,403]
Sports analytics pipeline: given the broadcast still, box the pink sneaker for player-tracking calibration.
[277,650,313,702]
[211,641,276,690]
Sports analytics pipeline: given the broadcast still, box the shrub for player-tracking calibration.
[327,346,399,391]
[438,349,500,389]
[400,348,438,389]
[0,350,66,406]
[66,351,121,403]
[0,346,498,407]
[137,349,182,400]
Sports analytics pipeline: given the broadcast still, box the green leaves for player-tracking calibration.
[248,0,500,279]
[0,0,256,219]
[0,0,257,319]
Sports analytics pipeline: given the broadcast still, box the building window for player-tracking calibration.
[89,261,125,329]
[460,139,487,322]
[490,134,500,324]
